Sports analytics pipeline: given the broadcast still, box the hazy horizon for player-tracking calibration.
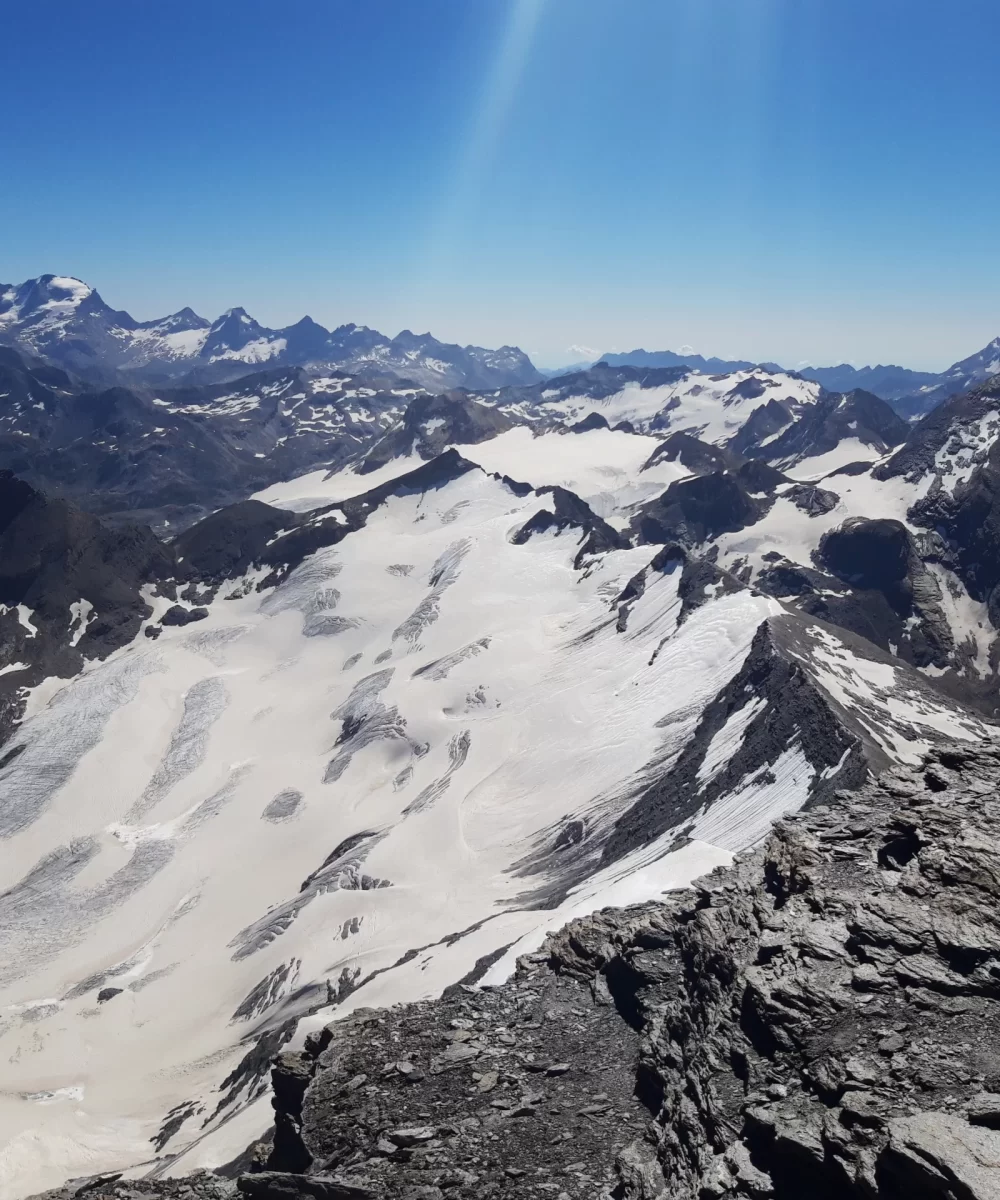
[5,0,1000,373]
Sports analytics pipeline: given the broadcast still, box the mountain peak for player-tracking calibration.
[37,273,93,300]
[0,276,540,390]
[215,306,253,324]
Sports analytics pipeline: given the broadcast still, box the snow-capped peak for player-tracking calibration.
[43,274,92,300]
[0,276,542,391]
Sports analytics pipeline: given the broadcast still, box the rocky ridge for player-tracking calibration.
[0,347,422,528]
[34,741,1000,1200]
[0,275,541,392]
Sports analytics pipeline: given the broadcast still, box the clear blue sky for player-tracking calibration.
[4,0,999,370]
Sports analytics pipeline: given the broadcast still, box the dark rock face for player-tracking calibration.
[0,470,174,741]
[640,431,739,477]
[512,486,630,567]
[631,470,768,547]
[755,559,832,599]
[877,377,1000,485]
[735,459,788,493]
[243,951,653,1199]
[785,483,839,516]
[569,411,610,433]
[28,1177,238,1200]
[744,389,908,468]
[628,742,1000,1199]
[907,437,1000,617]
[727,398,796,457]
[815,518,953,668]
[602,619,868,865]
[819,519,915,594]
[173,500,295,580]
[359,393,514,475]
[160,605,209,627]
[752,543,958,681]
[0,348,411,529]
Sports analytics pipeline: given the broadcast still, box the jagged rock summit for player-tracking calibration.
[600,338,1000,418]
[0,274,542,391]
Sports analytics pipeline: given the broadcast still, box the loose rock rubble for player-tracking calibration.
[247,946,653,1199]
[31,742,1000,1199]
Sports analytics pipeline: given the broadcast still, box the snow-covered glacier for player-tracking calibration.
[0,438,991,1197]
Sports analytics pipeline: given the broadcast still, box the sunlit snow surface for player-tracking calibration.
[0,464,778,1193]
[0,455,990,1195]
[537,368,822,440]
[253,426,692,526]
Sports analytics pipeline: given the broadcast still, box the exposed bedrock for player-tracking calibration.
[28,743,1000,1199]
[736,388,907,466]
[631,462,788,548]
[907,434,1000,621]
[511,485,630,566]
[359,392,513,474]
[813,517,954,668]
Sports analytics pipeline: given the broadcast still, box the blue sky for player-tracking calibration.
[4,0,999,370]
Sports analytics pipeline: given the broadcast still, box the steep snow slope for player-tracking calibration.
[452,425,692,521]
[0,465,762,1192]
[0,450,987,1196]
[536,368,822,441]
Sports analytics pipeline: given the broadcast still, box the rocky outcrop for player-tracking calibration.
[358,393,514,475]
[815,518,954,668]
[28,743,1000,1200]
[257,741,1000,1200]
[569,411,611,433]
[631,469,771,548]
[640,433,740,477]
[743,389,908,468]
[511,486,630,567]
[627,740,1000,1199]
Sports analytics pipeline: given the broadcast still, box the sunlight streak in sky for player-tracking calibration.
[418,0,547,294]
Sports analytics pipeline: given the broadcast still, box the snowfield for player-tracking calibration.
[452,425,692,522]
[0,463,779,1193]
[538,368,822,439]
[1,357,999,1196]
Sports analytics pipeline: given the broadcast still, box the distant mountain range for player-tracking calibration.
[5,275,998,420]
[8,293,1000,1193]
[0,274,542,392]
[600,336,1000,417]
